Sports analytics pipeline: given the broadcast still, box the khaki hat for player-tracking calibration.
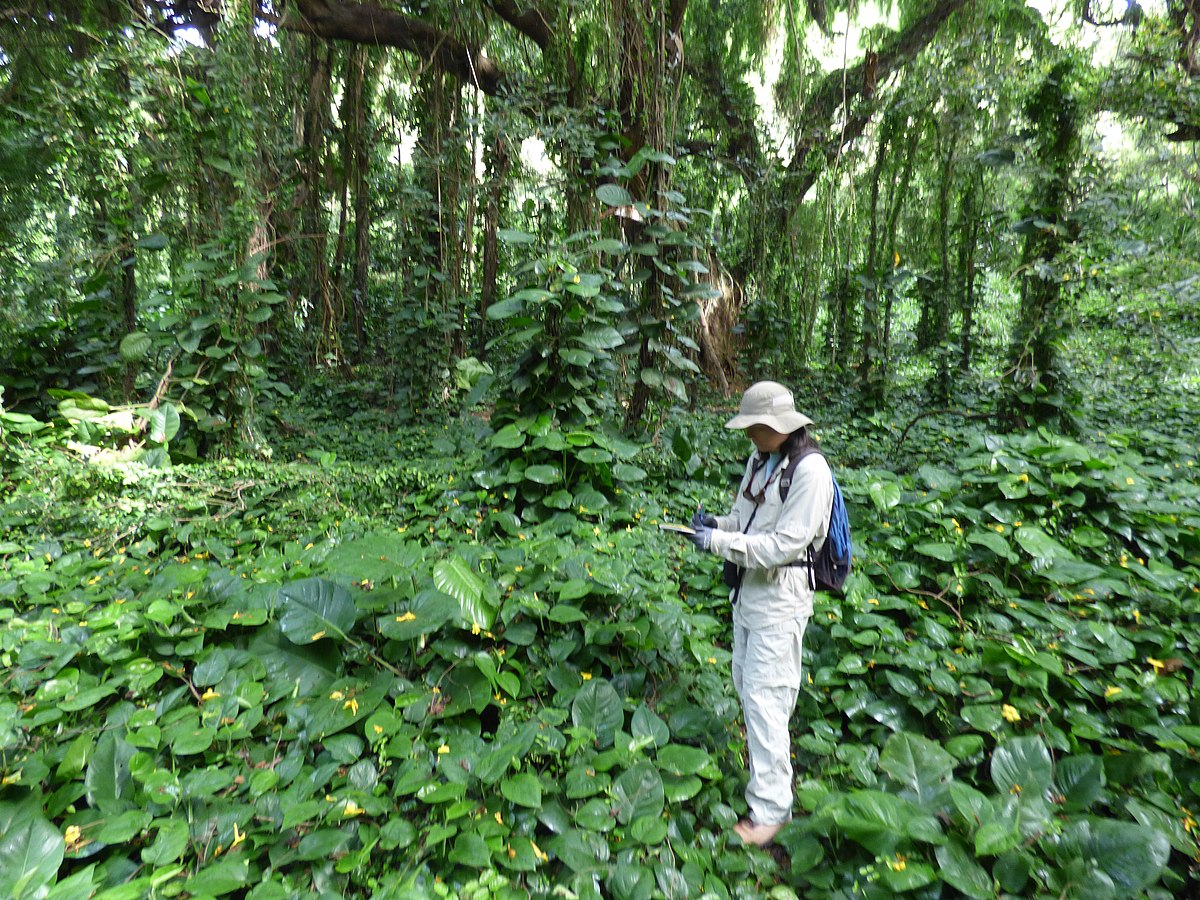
[724,381,814,432]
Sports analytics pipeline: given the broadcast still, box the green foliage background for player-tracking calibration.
[2,0,1200,896]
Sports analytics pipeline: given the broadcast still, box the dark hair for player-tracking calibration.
[781,426,813,459]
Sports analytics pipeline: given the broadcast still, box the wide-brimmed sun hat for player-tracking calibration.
[724,381,814,432]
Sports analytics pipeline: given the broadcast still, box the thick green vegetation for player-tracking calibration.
[3,294,1199,898]
[3,0,1200,897]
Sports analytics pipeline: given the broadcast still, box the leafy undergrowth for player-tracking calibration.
[2,404,1199,899]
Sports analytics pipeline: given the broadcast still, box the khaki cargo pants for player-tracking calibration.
[732,618,808,826]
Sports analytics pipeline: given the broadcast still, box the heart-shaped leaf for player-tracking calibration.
[276,578,358,644]
[0,801,64,900]
[612,762,664,825]
[433,556,495,630]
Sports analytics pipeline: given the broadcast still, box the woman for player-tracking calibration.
[687,381,833,846]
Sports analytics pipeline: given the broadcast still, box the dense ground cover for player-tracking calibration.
[2,296,1199,898]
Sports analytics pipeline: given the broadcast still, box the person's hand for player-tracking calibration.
[691,505,717,530]
[687,523,714,552]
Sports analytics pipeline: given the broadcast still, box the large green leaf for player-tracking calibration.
[631,707,670,749]
[142,816,190,866]
[967,529,1019,562]
[501,773,543,808]
[571,679,624,748]
[301,675,391,740]
[915,542,958,562]
[1054,754,1104,811]
[578,326,625,350]
[144,403,181,445]
[1051,817,1170,894]
[655,744,712,777]
[596,183,633,207]
[935,837,993,899]
[879,731,955,809]
[247,623,339,699]
[823,790,944,855]
[84,730,136,815]
[0,801,64,900]
[991,736,1053,798]
[1012,525,1073,566]
[322,531,424,587]
[184,856,251,895]
[433,555,496,630]
[612,762,665,825]
[490,423,526,449]
[119,331,152,360]
[276,577,358,644]
[449,832,492,868]
[485,296,528,320]
[378,589,459,641]
[523,464,562,485]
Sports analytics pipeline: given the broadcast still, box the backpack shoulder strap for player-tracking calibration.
[779,446,824,504]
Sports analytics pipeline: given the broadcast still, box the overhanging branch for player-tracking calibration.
[282,0,507,94]
[482,0,554,50]
[787,0,970,175]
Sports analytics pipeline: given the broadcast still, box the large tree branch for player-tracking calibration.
[282,0,507,94]
[787,0,970,176]
[481,0,553,49]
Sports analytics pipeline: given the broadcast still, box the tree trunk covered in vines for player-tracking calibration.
[917,126,956,354]
[414,69,466,363]
[299,40,335,361]
[1006,60,1082,427]
[478,129,511,356]
[958,170,982,372]
[858,115,892,401]
[621,0,688,430]
[350,50,376,361]
[330,46,374,361]
[880,116,920,387]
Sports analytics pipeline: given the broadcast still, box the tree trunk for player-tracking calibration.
[918,126,956,353]
[857,116,891,396]
[957,172,981,372]
[350,50,375,362]
[332,46,370,360]
[477,129,511,356]
[879,115,920,387]
[299,40,336,362]
[414,70,467,364]
[1006,60,1082,428]
[621,0,688,430]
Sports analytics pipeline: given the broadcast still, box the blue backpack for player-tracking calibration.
[780,448,853,593]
